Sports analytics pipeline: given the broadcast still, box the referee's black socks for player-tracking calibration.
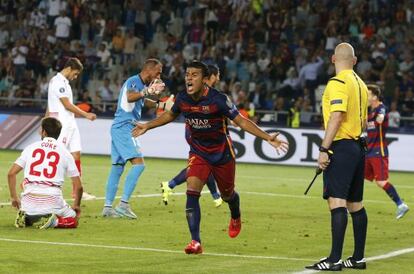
[328,207,348,263]
[351,207,368,261]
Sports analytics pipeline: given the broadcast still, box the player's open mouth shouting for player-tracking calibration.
[186,82,194,93]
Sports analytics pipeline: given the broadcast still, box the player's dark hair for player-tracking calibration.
[143,58,162,70]
[64,57,83,71]
[41,117,62,139]
[367,84,383,101]
[207,64,219,77]
[187,61,209,77]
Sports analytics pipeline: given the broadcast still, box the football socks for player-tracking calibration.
[328,207,348,263]
[186,190,201,243]
[351,208,368,261]
[121,164,145,203]
[104,164,125,206]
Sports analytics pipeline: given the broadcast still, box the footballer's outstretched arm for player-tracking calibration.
[59,97,97,120]
[233,114,289,154]
[7,164,23,209]
[132,110,178,137]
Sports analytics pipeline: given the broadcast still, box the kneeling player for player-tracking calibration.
[8,117,83,229]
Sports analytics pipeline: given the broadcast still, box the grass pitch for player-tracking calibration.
[0,150,413,273]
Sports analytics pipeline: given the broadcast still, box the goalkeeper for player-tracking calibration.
[102,58,173,219]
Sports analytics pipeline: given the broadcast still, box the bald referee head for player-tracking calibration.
[332,43,357,73]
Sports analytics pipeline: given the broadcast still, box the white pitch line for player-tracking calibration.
[366,247,414,261]
[292,247,414,274]
[0,190,392,206]
[0,238,313,262]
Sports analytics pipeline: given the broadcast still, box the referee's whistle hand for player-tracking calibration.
[318,152,330,171]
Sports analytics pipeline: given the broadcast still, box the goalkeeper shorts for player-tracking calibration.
[110,124,143,165]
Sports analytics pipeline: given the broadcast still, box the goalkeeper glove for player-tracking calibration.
[143,79,165,96]
[157,95,175,111]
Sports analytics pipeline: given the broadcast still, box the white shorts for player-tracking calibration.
[20,184,76,218]
[58,125,82,153]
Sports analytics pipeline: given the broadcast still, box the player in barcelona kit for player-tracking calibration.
[102,58,174,219]
[132,61,288,254]
[365,84,409,219]
[8,117,83,229]
[161,64,223,207]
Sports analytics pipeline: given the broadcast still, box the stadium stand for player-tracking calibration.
[0,0,414,130]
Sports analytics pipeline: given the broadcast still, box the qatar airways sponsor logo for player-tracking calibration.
[186,118,212,129]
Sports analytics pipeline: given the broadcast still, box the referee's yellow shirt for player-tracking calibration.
[322,69,368,141]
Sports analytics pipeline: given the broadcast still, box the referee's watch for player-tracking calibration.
[319,146,333,155]
[319,146,329,153]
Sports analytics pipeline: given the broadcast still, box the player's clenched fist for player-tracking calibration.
[85,112,97,121]
[132,123,148,137]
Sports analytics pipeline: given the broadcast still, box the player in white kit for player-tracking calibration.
[47,57,96,200]
[8,117,83,229]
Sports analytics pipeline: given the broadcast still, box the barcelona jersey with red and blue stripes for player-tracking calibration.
[366,103,388,158]
[171,87,239,165]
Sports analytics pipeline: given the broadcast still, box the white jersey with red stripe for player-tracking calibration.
[15,137,79,195]
[47,72,76,128]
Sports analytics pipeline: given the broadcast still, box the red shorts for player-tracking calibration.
[186,154,236,197]
[365,157,389,181]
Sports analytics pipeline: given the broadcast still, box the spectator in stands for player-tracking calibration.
[111,29,125,65]
[123,29,140,63]
[11,39,28,84]
[54,10,72,42]
[248,83,267,110]
[0,0,412,131]
[388,101,401,129]
[96,43,111,79]
[399,53,414,74]
[37,75,49,100]
[402,88,414,116]
[46,0,63,29]
[288,97,302,128]
[298,53,324,104]
[0,69,12,98]
[98,78,115,102]
[0,22,10,54]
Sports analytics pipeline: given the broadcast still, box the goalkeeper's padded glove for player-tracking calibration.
[143,79,165,96]
[157,94,175,111]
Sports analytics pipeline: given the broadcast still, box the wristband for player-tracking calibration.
[319,146,329,153]
[319,146,333,155]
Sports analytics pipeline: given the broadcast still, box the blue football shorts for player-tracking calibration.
[110,123,143,165]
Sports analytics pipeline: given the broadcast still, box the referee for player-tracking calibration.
[306,43,369,271]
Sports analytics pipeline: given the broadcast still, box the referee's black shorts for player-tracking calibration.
[323,139,365,202]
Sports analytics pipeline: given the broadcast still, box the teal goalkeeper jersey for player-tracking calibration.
[113,75,145,127]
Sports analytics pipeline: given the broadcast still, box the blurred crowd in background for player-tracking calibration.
[1,0,414,129]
